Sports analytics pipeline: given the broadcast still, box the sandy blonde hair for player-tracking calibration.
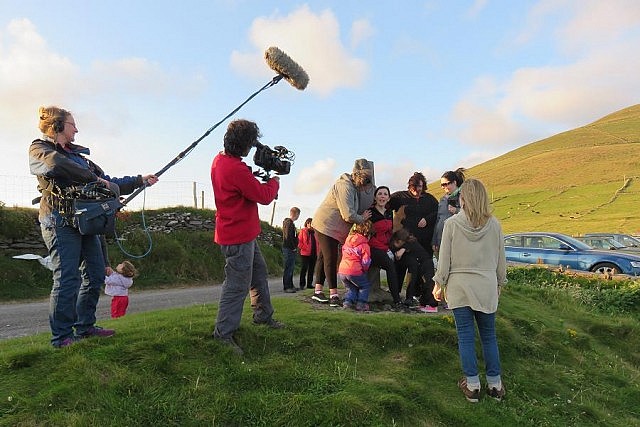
[38,106,70,137]
[460,178,492,228]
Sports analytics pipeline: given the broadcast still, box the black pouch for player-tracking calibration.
[72,198,122,235]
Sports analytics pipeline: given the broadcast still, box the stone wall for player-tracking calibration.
[0,210,281,252]
[0,211,215,253]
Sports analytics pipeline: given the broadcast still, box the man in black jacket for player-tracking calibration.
[282,207,300,292]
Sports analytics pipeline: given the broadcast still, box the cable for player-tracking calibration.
[114,186,153,259]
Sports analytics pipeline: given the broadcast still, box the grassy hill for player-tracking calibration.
[427,104,640,235]
[1,268,639,426]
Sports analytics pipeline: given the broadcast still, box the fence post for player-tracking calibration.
[192,182,197,208]
[270,200,276,226]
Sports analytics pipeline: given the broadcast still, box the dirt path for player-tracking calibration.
[0,278,297,340]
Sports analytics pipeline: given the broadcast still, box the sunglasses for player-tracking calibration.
[440,182,452,187]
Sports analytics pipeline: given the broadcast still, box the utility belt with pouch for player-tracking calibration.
[62,182,122,235]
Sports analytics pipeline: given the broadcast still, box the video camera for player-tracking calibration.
[253,141,294,181]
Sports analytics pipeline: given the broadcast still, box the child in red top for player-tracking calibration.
[297,217,318,289]
[338,220,373,311]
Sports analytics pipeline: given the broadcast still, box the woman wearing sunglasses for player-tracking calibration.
[432,168,466,258]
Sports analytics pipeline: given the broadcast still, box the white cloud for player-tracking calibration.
[230,5,369,96]
[350,19,374,49]
[457,150,503,170]
[373,161,441,190]
[0,19,79,123]
[294,158,337,194]
[0,18,209,183]
[465,0,488,19]
[450,0,640,150]
[0,19,207,133]
[525,0,640,50]
[450,99,536,148]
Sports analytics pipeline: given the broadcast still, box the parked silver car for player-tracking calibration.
[583,233,640,249]
[575,236,640,254]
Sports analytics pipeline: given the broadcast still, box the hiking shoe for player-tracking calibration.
[329,295,342,307]
[78,326,115,339]
[418,305,438,313]
[487,385,506,401]
[458,377,480,403]
[343,301,355,310]
[213,335,244,356]
[253,318,285,329]
[311,292,329,303]
[403,298,418,308]
[355,302,371,312]
[54,336,78,348]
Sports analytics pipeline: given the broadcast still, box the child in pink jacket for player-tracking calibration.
[338,220,373,311]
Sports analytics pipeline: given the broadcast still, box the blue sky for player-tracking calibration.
[2,1,639,225]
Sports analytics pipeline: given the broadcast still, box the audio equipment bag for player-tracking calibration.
[65,182,122,235]
[72,198,122,235]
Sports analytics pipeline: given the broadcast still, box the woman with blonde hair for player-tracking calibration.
[433,179,507,402]
[29,106,158,347]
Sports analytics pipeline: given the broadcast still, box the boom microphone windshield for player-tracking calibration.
[264,46,309,90]
[121,46,309,206]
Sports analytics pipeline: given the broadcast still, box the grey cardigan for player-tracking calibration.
[312,173,373,243]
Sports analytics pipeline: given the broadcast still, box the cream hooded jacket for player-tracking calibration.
[433,211,507,313]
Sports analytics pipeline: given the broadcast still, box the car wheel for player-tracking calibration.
[591,262,620,275]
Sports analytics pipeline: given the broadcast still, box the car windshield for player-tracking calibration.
[619,235,640,247]
[606,239,627,249]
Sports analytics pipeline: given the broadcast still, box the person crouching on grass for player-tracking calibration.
[105,261,137,318]
[338,220,373,312]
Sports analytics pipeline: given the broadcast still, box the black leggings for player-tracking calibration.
[396,252,437,306]
[313,231,340,290]
[370,247,401,303]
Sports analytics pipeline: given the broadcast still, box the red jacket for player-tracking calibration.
[211,152,279,245]
[297,227,318,256]
[369,207,393,250]
[338,233,372,275]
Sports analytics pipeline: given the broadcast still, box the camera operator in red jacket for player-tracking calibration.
[210,119,284,356]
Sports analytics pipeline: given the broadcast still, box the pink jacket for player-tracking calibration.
[338,233,372,275]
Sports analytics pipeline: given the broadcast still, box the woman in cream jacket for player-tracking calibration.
[433,179,507,403]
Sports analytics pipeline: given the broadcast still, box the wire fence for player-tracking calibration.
[0,175,215,211]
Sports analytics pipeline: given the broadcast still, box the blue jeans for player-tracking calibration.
[282,247,296,290]
[214,240,275,339]
[41,212,105,346]
[452,306,502,387]
[338,273,371,304]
